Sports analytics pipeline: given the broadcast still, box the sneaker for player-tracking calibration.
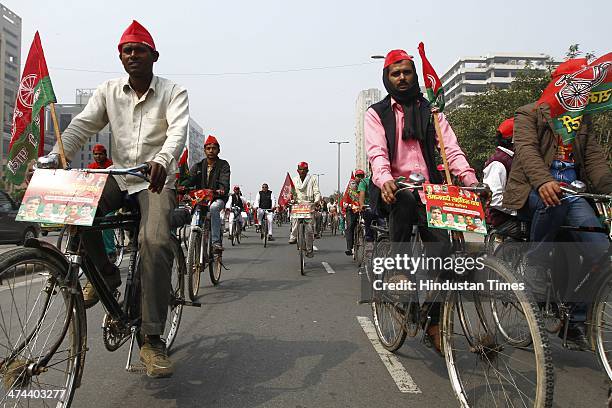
[268,236,275,241]
[345,250,353,256]
[213,243,224,253]
[288,238,297,244]
[83,265,121,309]
[306,250,315,258]
[139,340,174,378]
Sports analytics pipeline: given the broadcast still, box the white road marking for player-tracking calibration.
[356,316,422,394]
[321,262,335,274]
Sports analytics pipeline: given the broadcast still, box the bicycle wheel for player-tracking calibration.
[355,225,366,267]
[370,237,408,351]
[263,218,268,248]
[591,265,612,382]
[230,221,236,246]
[0,247,86,408]
[299,222,305,276]
[164,237,185,352]
[236,221,241,244]
[443,256,554,408]
[186,229,202,301]
[209,250,222,286]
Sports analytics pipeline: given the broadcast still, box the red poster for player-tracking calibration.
[424,183,487,235]
[17,169,108,226]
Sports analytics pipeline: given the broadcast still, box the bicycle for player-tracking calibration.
[229,206,242,246]
[184,188,225,301]
[486,182,612,380]
[366,174,553,407]
[352,206,368,267]
[291,202,313,276]
[259,209,273,248]
[57,222,126,267]
[0,165,199,407]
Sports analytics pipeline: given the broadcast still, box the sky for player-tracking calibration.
[7,0,609,200]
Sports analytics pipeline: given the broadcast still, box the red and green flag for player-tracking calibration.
[537,53,612,144]
[418,42,445,112]
[278,172,295,207]
[6,32,56,185]
[177,147,189,179]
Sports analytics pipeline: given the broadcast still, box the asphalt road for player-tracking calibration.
[1,224,610,407]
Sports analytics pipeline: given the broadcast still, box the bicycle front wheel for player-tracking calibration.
[209,252,222,285]
[0,247,86,408]
[591,263,612,382]
[186,229,202,301]
[164,237,185,351]
[355,225,365,267]
[236,222,241,244]
[443,256,554,408]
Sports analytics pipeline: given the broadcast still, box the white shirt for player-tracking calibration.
[482,146,516,216]
[53,75,189,194]
[290,174,321,203]
[254,192,277,209]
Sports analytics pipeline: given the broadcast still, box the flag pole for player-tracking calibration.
[49,103,67,168]
[433,112,453,185]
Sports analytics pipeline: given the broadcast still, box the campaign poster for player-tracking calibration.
[424,183,487,235]
[16,169,108,226]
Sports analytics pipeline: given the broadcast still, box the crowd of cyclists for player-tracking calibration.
[5,18,610,407]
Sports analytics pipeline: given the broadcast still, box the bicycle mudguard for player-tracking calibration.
[24,238,70,272]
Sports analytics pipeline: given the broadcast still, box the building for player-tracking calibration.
[355,88,383,171]
[186,118,204,168]
[42,89,112,169]
[441,53,554,111]
[0,3,21,170]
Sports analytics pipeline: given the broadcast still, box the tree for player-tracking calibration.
[446,68,551,174]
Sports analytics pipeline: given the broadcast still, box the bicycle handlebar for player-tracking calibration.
[84,164,150,182]
[560,187,612,202]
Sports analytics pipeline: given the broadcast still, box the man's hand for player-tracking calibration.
[25,162,36,185]
[382,180,398,204]
[147,161,167,194]
[538,181,562,206]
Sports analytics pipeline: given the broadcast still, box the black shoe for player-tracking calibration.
[268,236,275,241]
[561,323,590,351]
[345,250,352,256]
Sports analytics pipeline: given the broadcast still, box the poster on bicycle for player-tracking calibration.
[424,183,487,234]
[16,169,108,226]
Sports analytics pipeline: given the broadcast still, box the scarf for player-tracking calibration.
[382,67,425,141]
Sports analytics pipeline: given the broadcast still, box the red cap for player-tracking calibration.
[118,20,156,53]
[355,169,365,177]
[497,118,514,139]
[384,49,413,69]
[552,58,588,79]
[92,144,106,153]
[233,185,240,191]
[204,135,219,146]
[297,162,309,169]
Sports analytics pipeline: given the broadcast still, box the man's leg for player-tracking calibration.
[136,188,175,378]
[209,199,224,247]
[345,211,356,254]
[363,208,376,242]
[305,219,315,256]
[267,211,274,237]
[80,177,125,307]
[289,217,298,243]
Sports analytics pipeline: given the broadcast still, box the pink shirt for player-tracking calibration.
[364,98,478,192]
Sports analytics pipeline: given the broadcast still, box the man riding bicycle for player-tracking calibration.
[180,135,230,253]
[503,58,612,348]
[365,49,480,353]
[255,183,277,241]
[40,20,188,378]
[288,162,321,257]
[226,185,246,240]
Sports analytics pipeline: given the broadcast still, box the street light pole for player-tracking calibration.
[329,141,349,198]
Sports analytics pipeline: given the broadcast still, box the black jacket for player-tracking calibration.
[181,158,231,201]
